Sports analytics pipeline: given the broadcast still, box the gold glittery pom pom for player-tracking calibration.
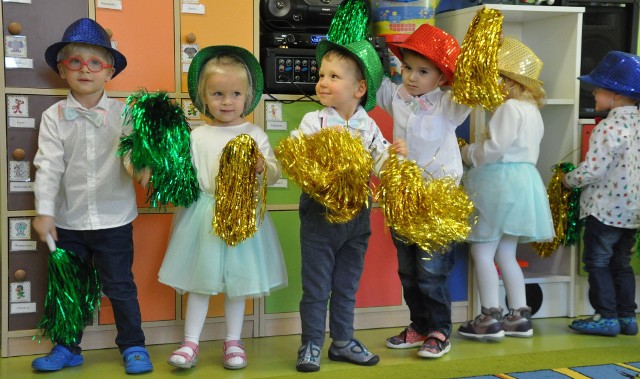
[377,152,475,254]
[214,134,267,246]
[453,8,504,110]
[276,128,373,223]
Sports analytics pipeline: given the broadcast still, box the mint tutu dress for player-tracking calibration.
[158,123,288,298]
[461,99,554,244]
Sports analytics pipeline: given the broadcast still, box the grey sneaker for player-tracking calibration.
[328,339,379,366]
[296,342,321,372]
[457,307,505,341]
[502,307,533,337]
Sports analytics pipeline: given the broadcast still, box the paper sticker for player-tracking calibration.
[5,57,33,69]
[10,181,34,192]
[10,281,31,302]
[9,160,30,182]
[182,99,201,120]
[10,240,37,251]
[97,0,122,10]
[9,218,31,240]
[182,44,199,62]
[9,117,35,128]
[7,95,28,117]
[265,102,282,121]
[3,0,32,3]
[5,35,27,58]
[267,121,287,131]
[10,302,36,314]
[181,3,205,14]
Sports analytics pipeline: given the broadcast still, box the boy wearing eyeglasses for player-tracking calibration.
[31,18,152,374]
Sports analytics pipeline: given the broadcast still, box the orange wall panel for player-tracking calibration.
[97,1,175,92]
[181,294,253,320]
[180,0,254,93]
[99,213,176,324]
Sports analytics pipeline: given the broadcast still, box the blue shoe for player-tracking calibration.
[619,317,638,335]
[569,314,620,336]
[122,346,153,374]
[32,345,83,371]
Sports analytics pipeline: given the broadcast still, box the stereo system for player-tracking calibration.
[260,0,343,32]
[262,37,390,96]
[260,0,391,95]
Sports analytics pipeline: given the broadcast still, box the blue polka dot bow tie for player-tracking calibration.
[61,106,107,127]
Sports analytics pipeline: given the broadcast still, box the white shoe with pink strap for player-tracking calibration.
[168,341,199,369]
[223,340,247,369]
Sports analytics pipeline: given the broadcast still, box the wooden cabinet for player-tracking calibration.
[436,4,584,318]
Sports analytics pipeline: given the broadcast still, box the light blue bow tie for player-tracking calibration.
[325,115,366,130]
[61,106,107,127]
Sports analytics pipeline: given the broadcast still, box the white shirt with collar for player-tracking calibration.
[293,106,391,176]
[34,92,137,230]
[377,76,471,182]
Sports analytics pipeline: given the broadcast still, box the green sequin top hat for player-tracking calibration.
[316,40,383,112]
[187,45,264,117]
[578,51,640,99]
[316,0,381,111]
[45,18,127,78]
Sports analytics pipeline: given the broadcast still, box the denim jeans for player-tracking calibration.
[392,230,456,337]
[298,193,371,347]
[56,223,146,353]
[582,216,637,319]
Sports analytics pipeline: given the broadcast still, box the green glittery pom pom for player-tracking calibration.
[326,0,371,45]
[118,90,200,208]
[36,247,100,346]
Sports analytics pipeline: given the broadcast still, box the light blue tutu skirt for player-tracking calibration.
[463,162,554,243]
[158,193,288,298]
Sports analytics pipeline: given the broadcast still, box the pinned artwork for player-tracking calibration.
[7,95,28,118]
[9,218,31,240]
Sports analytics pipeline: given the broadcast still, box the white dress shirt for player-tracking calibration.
[377,77,470,182]
[34,92,137,230]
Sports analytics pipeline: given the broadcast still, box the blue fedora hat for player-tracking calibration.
[45,18,127,78]
[578,51,640,99]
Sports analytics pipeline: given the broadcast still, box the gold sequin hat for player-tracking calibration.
[498,37,543,90]
[316,39,384,112]
[387,24,461,86]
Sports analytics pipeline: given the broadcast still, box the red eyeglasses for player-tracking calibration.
[60,56,113,73]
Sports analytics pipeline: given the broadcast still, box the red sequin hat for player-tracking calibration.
[387,24,461,86]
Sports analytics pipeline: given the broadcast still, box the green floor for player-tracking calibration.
[1,318,639,379]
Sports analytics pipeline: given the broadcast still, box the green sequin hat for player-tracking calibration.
[187,45,264,116]
[316,39,383,112]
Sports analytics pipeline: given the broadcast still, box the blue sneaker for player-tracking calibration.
[122,346,153,374]
[619,317,638,335]
[569,314,620,336]
[32,345,83,371]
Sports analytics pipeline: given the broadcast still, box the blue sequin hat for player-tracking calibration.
[578,51,640,99]
[45,18,127,78]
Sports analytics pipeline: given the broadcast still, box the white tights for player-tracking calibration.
[470,235,527,311]
[171,293,246,364]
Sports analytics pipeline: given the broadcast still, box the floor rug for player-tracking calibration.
[464,361,640,378]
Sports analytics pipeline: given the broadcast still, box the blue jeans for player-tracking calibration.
[56,223,146,353]
[392,231,455,337]
[298,193,371,347]
[582,216,637,319]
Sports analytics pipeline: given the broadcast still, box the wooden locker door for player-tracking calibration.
[355,208,403,307]
[7,95,65,211]
[2,1,88,89]
[7,217,49,331]
[179,0,254,94]
[96,1,175,93]
[99,213,176,324]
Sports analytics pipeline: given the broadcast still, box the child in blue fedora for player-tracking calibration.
[31,18,152,374]
[563,51,640,336]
